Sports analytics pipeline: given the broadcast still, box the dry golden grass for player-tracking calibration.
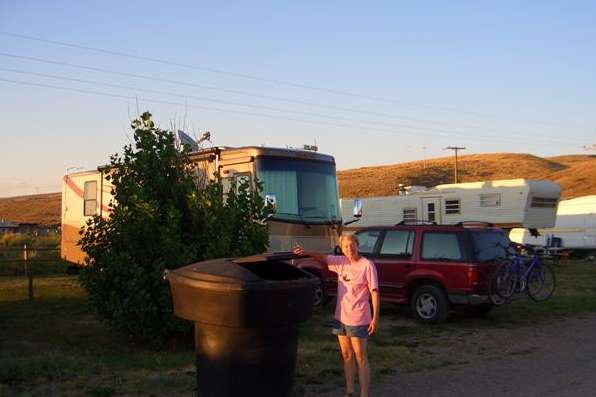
[0,193,61,225]
[1,154,595,225]
[338,153,596,199]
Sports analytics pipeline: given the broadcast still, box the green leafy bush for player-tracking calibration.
[79,112,269,342]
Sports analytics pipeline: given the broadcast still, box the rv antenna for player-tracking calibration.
[445,146,466,183]
[135,97,140,117]
[183,101,189,133]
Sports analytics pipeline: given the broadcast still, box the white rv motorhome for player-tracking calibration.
[341,179,560,229]
[509,195,596,251]
[62,146,342,265]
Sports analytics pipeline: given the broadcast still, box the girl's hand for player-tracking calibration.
[368,318,378,335]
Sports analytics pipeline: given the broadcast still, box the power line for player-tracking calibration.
[0,52,583,141]
[0,76,587,148]
[0,66,580,146]
[0,30,587,129]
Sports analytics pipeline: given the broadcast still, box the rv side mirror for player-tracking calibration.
[353,198,363,218]
[265,193,277,212]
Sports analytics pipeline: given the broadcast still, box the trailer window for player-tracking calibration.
[480,193,501,207]
[427,202,437,222]
[445,199,460,214]
[402,208,417,222]
[531,197,557,208]
[421,232,463,261]
[84,181,97,216]
[221,173,252,195]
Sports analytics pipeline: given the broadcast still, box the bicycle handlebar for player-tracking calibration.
[495,241,536,255]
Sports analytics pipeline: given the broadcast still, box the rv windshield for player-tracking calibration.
[256,156,340,224]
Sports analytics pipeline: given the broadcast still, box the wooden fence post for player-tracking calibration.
[23,244,34,302]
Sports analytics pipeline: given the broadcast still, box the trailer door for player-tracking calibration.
[422,197,442,224]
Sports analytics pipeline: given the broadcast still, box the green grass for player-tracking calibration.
[0,232,65,276]
[1,260,596,396]
[0,275,194,396]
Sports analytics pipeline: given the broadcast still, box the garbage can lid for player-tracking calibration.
[169,252,304,284]
[232,251,301,264]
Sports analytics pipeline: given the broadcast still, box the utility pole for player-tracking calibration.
[445,146,466,183]
[422,146,427,169]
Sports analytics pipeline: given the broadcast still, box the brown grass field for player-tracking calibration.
[0,193,61,225]
[338,153,596,199]
[0,153,595,225]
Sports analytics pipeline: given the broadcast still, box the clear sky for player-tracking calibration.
[1,1,595,197]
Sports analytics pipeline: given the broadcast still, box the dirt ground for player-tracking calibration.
[306,313,596,396]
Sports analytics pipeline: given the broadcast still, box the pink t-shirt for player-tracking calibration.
[327,255,379,326]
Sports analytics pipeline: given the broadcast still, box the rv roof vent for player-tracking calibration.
[404,185,428,194]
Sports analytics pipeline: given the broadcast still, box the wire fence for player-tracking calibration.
[0,245,72,301]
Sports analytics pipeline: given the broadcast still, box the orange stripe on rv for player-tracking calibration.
[64,174,84,197]
[64,175,111,214]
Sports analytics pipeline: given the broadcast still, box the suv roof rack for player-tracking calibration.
[455,221,494,227]
[396,220,438,225]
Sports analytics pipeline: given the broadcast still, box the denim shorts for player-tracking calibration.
[332,319,369,339]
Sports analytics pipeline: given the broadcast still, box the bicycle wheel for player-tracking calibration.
[490,260,517,301]
[527,264,556,302]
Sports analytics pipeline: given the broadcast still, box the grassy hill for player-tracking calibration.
[338,153,596,199]
[0,193,61,225]
[1,153,595,225]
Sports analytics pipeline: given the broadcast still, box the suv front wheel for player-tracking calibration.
[411,284,449,324]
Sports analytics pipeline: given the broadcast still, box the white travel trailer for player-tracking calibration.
[509,195,596,251]
[62,146,342,265]
[341,179,560,229]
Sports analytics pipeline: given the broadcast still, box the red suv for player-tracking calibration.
[297,222,510,323]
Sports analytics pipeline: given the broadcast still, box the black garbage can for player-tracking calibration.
[165,253,317,397]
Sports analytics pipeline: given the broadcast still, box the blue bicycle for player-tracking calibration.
[491,243,556,302]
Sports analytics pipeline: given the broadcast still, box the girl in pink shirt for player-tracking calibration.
[294,233,380,397]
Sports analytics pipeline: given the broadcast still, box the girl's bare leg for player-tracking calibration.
[337,335,356,395]
[350,337,370,397]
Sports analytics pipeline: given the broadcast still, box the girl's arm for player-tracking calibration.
[368,289,380,335]
[293,245,327,266]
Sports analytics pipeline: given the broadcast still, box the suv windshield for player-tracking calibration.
[471,230,510,262]
[256,156,340,224]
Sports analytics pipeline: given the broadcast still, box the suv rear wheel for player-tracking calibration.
[411,284,449,324]
[306,273,328,306]
[313,283,326,306]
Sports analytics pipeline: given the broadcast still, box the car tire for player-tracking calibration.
[306,273,328,306]
[463,303,493,317]
[411,284,449,324]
